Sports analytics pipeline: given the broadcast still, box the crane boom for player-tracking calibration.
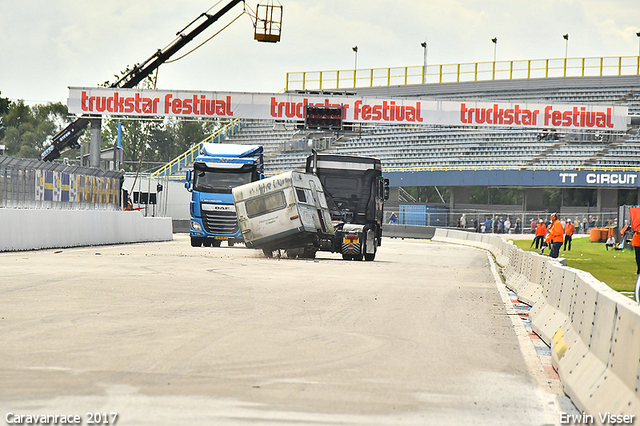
[41,0,244,162]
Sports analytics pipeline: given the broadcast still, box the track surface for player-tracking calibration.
[1,235,566,425]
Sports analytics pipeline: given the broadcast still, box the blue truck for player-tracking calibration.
[185,143,264,247]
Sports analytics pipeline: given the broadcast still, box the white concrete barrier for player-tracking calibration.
[0,208,173,252]
[431,228,640,420]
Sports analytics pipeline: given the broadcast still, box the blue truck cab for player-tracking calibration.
[185,143,264,247]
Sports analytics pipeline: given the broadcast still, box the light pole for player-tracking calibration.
[563,33,569,77]
[491,38,497,79]
[352,46,358,70]
[491,37,497,62]
[421,40,427,84]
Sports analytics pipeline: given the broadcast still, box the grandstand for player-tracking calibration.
[217,75,640,175]
[151,67,639,223]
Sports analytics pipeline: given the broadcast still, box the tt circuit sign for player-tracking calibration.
[67,87,629,131]
[559,172,638,186]
[387,169,640,188]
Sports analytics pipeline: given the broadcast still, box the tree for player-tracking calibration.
[0,99,72,158]
[0,91,11,141]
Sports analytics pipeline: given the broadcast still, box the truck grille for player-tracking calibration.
[202,210,239,234]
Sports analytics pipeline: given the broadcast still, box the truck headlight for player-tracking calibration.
[191,221,203,231]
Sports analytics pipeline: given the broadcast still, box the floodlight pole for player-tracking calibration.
[421,40,428,84]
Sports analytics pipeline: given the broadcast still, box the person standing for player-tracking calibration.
[388,212,398,225]
[564,218,575,251]
[633,231,640,275]
[531,219,547,249]
[545,213,564,259]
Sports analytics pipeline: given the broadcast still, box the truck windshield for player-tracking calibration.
[318,169,377,217]
[193,167,255,194]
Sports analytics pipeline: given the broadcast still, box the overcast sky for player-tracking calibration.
[1,0,639,106]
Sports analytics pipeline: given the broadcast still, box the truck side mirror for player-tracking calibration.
[383,178,390,201]
[185,170,192,191]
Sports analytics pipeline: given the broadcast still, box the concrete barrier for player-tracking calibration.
[0,208,173,252]
[431,228,640,421]
[383,224,436,239]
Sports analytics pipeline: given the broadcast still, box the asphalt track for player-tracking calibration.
[0,235,572,425]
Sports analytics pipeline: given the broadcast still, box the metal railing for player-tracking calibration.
[151,118,247,179]
[286,55,640,91]
[384,206,619,232]
[0,156,122,210]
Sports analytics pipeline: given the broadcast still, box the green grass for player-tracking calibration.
[510,237,637,294]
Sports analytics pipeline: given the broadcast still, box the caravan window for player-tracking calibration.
[246,191,287,218]
[295,188,307,203]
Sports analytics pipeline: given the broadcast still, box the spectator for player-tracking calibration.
[564,219,575,251]
[531,219,547,249]
[545,213,564,259]
[504,218,511,234]
[605,235,615,251]
[515,218,522,234]
[583,218,589,234]
[484,217,492,234]
[388,212,398,225]
[633,231,640,275]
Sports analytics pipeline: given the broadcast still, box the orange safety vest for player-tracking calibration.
[535,223,547,236]
[632,232,640,248]
[565,222,575,236]
[545,219,564,243]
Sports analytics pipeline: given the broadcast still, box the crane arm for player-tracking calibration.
[42,0,245,162]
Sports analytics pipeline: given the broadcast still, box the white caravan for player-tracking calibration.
[232,171,334,258]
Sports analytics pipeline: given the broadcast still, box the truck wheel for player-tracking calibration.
[342,253,352,261]
[228,240,235,247]
[212,240,222,248]
[364,239,377,261]
[301,248,316,259]
[263,248,274,258]
[203,240,212,247]
[191,237,202,247]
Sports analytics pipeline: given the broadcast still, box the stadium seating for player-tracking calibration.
[217,76,640,174]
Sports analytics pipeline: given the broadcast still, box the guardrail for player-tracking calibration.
[286,55,640,91]
[432,229,640,418]
[151,118,246,179]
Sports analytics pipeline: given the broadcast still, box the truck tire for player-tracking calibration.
[203,240,212,247]
[301,247,316,259]
[212,240,222,248]
[364,238,377,261]
[191,237,202,247]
